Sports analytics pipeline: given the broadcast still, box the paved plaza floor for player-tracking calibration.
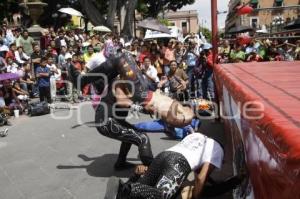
[0,104,232,199]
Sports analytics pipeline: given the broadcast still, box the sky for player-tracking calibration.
[180,0,230,29]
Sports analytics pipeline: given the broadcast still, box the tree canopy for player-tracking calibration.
[138,0,195,18]
[0,0,195,39]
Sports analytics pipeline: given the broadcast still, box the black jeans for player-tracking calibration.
[39,87,51,103]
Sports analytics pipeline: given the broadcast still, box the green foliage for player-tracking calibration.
[158,17,171,26]
[199,26,212,42]
[139,0,195,18]
[136,0,148,16]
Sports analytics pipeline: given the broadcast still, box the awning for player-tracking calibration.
[275,0,283,2]
[284,18,300,30]
[227,26,254,34]
[251,0,258,4]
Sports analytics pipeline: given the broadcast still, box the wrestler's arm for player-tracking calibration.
[192,163,215,199]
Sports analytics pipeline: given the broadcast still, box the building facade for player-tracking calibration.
[113,10,199,38]
[165,10,199,35]
[225,0,300,33]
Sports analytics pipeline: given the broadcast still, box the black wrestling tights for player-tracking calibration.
[95,108,153,166]
[125,151,191,199]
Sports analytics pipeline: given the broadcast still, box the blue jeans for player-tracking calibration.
[201,68,215,100]
[187,66,203,98]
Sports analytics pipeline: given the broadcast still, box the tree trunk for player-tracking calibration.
[79,0,106,26]
[121,0,137,39]
[106,0,118,31]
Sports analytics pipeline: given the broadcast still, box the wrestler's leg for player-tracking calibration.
[95,105,153,166]
[114,142,133,170]
[119,152,191,199]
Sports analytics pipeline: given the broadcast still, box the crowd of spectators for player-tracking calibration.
[218,38,300,63]
[1,17,299,127]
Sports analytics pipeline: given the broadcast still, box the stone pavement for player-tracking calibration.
[0,104,232,199]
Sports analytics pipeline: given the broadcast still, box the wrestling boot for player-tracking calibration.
[114,143,136,171]
[138,133,154,166]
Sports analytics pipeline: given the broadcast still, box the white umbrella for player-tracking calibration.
[58,8,83,17]
[93,26,112,32]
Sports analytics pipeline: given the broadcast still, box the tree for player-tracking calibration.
[138,0,195,18]
[121,0,138,38]
[199,26,212,42]
[106,0,118,30]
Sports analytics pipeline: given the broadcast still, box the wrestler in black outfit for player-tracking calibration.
[70,54,154,169]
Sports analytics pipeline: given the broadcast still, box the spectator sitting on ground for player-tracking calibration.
[6,57,18,73]
[20,63,36,96]
[0,55,7,72]
[14,46,30,66]
[0,80,23,115]
[12,81,29,104]
[0,39,9,58]
[5,43,16,61]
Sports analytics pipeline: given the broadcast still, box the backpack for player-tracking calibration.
[28,101,50,117]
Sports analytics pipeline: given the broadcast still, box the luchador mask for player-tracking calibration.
[117,52,150,103]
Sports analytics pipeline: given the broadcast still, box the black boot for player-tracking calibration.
[114,142,135,171]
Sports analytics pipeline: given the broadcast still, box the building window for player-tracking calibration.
[274,0,283,7]
[181,21,188,34]
[169,22,175,26]
[251,0,258,9]
[250,17,259,28]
